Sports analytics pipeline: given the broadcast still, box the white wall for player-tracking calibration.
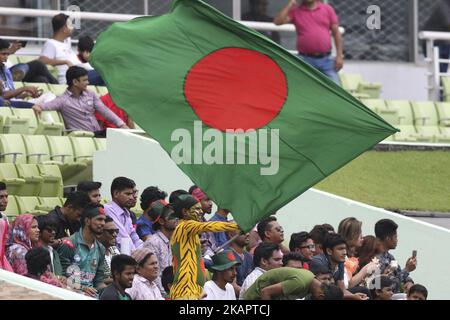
[94,129,450,299]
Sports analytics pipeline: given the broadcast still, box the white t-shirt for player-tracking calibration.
[202,281,236,300]
[40,38,79,84]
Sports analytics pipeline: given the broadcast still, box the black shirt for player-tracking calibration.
[99,283,131,300]
[37,206,81,239]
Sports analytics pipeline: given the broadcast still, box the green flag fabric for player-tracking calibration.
[91,0,397,232]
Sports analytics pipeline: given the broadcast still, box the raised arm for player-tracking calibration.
[273,0,297,25]
[183,219,239,234]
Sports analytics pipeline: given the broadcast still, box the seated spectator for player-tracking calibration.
[75,35,105,86]
[97,216,120,285]
[161,266,174,299]
[77,181,102,206]
[37,191,91,242]
[100,254,136,300]
[143,202,178,295]
[375,219,416,293]
[57,205,107,297]
[0,218,13,271]
[257,216,289,254]
[305,283,344,300]
[309,224,332,255]
[407,284,428,300]
[370,275,394,300]
[309,263,333,285]
[243,267,325,300]
[289,231,315,269]
[96,93,136,130]
[226,228,253,289]
[39,13,104,85]
[282,252,304,269]
[137,186,168,241]
[203,250,240,300]
[242,0,280,43]
[310,233,368,300]
[1,39,39,109]
[6,214,40,275]
[32,66,128,137]
[0,182,9,224]
[37,216,63,277]
[105,177,143,253]
[5,40,58,83]
[25,247,63,288]
[170,194,239,300]
[126,248,163,300]
[239,242,283,299]
[356,235,380,272]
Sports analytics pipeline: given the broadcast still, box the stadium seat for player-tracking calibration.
[8,55,20,65]
[441,76,450,102]
[67,136,97,183]
[361,99,385,113]
[36,110,64,136]
[4,195,19,222]
[16,55,37,64]
[24,82,50,93]
[67,131,94,138]
[37,164,64,197]
[49,84,67,96]
[0,163,26,195]
[22,134,55,164]
[340,73,382,98]
[15,164,44,196]
[38,197,63,212]
[411,102,450,143]
[15,196,48,216]
[96,86,108,95]
[87,85,98,94]
[435,102,450,127]
[384,100,426,142]
[13,81,24,89]
[0,134,27,163]
[11,108,39,134]
[0,107,30,134]
[94,138,107,151]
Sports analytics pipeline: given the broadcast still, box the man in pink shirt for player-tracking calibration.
[274,0,343,84]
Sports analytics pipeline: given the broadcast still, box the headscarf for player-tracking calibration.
[7,214,35,250]
[0,219,13,272]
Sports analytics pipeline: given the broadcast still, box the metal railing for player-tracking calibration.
[419,31,450,101]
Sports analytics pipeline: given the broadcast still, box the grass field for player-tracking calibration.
[314,151,450,212]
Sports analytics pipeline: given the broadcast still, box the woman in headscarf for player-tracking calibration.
[6,214,40,275]
[0,218,13,271]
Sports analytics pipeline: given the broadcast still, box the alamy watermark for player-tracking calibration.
[66,5,81,30]
[170,121,279,176]
[366,5,381,30]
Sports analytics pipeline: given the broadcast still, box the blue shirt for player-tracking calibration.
[231,249,254,286]
[0,64,14,92]
[310,253,344,283]
[209,213,229,249]
[136,215,154,240]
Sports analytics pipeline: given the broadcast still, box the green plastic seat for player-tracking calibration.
[340,73,362,93]
[87,85,98,94]
[16,196,48,216]
[49,84,67,96]
[22,134,54,164]
[94,138,107,151]
[38,197,64,212]
[24,82,50,93]
[441,76,450,102]
[15,164,44,196]
[385,100,414,125]
[435,102,450,127]
[0,163,26,195]
[411,101,450,143]
[96,86,108,96]
[8,55,20,65]
[361,99,386,113]
[67,137,97,183]
[36,110,64,136]
[13,81,24,89]
[37,164,64,197]
[0,134,27,163]
[0,107,30,134]
[17,55,37,64]
[4,195,20,221]
[11,107,39,134]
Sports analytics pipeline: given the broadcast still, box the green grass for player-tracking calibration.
[315,151,450,212]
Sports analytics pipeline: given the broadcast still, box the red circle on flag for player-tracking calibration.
[184,48,287,131]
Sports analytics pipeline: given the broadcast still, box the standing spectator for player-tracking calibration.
[77,181,102,206]
[126,248,164,300]
[75,35,105,86]
[161,266,174,299]
[170,194,239,300]
[25,247,63,288]
[239,242,283,299]
[274,0,343,84]
[242,0,280,43]
[37,216,63,277]
[97,216,120,285]
[289,231,315,269]
[407,284,428,300]
[143,203,178,295]
[37,191,91,242]
[0,182,9,224]
[57,205,107,297]
[137,186,168,241]
[257,216,289,254]
[282,252,305,269]
[209,208,232,249]
[375,219,416,293]
[203,250,240,300]
[6,214,40,275]
[32,66,128,137]
[100,254,136,300]
[226,229,253,288]
[0,218,13,271]
[370,275,394,300]
[105,177,143,253]
[243,267,323,300]
[97,93,136,130]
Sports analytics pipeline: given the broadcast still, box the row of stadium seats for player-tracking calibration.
[0,163,63,197]
[4,196,66,221]
[362,99,450,143]
[13,81,108,97]
[340,73,382,99]
[0,134,106,185]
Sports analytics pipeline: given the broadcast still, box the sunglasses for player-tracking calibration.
[104,228,119,235]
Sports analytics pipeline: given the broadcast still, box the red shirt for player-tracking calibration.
[288,2,338,55]
[96,94,129,129]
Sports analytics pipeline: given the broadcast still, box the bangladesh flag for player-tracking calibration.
[91,0,397,232]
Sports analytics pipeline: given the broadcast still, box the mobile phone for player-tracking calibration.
[19,40,28,47]
[412,250,417,258]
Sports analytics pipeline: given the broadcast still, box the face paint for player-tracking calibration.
[187,203,203,221]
